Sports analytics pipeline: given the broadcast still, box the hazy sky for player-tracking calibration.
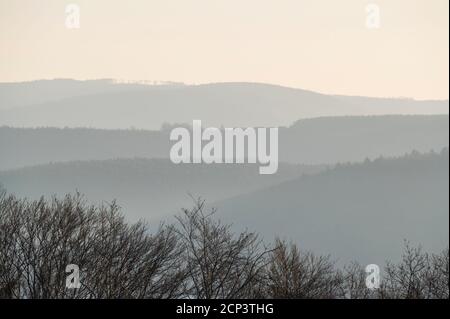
[0,0,448,100]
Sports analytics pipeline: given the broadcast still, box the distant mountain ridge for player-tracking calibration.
[0,79,163,110]
[0,80,447,129]
[1,115,448,170]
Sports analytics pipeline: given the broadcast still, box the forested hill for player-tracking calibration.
[1,115,448,170]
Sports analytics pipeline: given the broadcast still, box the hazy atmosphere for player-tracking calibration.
[0,0,448,301]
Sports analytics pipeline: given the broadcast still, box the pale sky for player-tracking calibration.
[0,0,448,100]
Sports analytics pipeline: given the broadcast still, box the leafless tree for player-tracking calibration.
[426,248,449,299]
[1,190,448,299]
[379,243,449,299]
[265,239,341,299]
[175,199,270,299]
[0,193,185,299]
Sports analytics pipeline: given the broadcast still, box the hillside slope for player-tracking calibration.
[1,81,447,129]
[1,115,448,170]
[214,150,449,264]
[0,159,322,223]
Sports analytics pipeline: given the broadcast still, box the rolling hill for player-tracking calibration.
[0,159,323,224]
[0,80,447,129]
[213,149,449,264]
[1,115,448,170]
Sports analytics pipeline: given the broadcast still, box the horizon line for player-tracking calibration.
[1,78,448,102]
